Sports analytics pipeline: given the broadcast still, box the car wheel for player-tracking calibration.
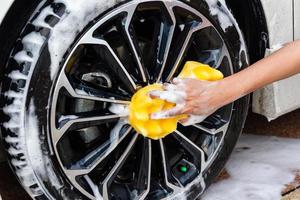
[0,0,249,199]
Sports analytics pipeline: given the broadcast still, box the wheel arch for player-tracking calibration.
[225,0,269,64]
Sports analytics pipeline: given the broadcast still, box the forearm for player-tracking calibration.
[221,39,300,104]
[150,40,300,118]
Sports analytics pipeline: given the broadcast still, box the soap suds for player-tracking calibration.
[75,89,91,96]
[12,0,123,80]
[3,0,125,197]
[58,115,79,123]
[206,0,248,68]
[3,30,46,198]
[149,80,209,125]
[27,100,64,191]
[84,175,103,200]
[181,115,207,126]
[48,0,123,78]
[203,134,300,200]
[109,104,129,116]
[109,120,128,148]
[206,0,233,30]
[165,173,206,200]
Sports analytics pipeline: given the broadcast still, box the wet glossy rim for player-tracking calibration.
[50,0,233,199]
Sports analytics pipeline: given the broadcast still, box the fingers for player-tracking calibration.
[149,86,186,104]
[173,77,208,86]
[151,105,184,119]
[172,77,192,85]
[172,78,183,84]
[149,90,185,104]
[148,78,189,119]
[180,115,207,126]
[162,83,178,91]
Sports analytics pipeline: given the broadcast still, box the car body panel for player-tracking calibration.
[252,0,300,120]
[295,0,300,39]
[0,0,299,122]
[260,0,293,46]
[0,0,14,25]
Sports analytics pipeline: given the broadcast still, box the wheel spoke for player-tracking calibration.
[137,139,152,199]
[53,113,122,145]
[102,133,139,199]
[155,1,176,82]
[76,124,131,168]
[215,44,229,69]
[76,34,137,91]
[84,175,103,200]
[123,5,148,82]
[174,130,206,170]
[165,19,212,81]
[193,121,230,136]
[58,72,130,104]
[63,124,132,178]
[159,139,183,191]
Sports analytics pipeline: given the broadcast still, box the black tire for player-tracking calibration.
[0,0,249,199]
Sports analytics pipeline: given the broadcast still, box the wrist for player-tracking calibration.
[218,76,245,104]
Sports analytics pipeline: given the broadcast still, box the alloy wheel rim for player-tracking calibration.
[50,1,233,199]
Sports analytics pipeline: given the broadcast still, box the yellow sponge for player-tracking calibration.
[129,61,223,140]
[178,61,224,80]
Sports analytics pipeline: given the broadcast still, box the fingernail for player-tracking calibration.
[151,112,168,119]
[150,113,159,119]
[173,78,182,84]
[148,90,158,96]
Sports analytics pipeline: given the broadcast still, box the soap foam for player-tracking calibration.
[203,134,300,200]
[48,0,123,78]
[84,175,103,200]
[109,104,129,116]
[206,0,233,30]
[3,0,123,197]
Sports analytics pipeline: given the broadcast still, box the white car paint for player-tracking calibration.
[295,0,300,39]
[0,0,13,24]
[0,0,298,121]
[252,0,300,120]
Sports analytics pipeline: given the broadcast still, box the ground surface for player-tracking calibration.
[0,110,299,200]
[202,134,300,200]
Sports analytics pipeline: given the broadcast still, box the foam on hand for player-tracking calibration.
[129,61,224,140]
[129,84,187,140]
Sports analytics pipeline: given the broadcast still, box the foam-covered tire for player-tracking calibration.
[0,0,249,199]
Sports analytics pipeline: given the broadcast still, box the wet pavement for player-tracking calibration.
[203,134,300,200]
[0,109,299,200]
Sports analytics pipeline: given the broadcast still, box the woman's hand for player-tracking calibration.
[150,39,300,125]
[149,78,237,125]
